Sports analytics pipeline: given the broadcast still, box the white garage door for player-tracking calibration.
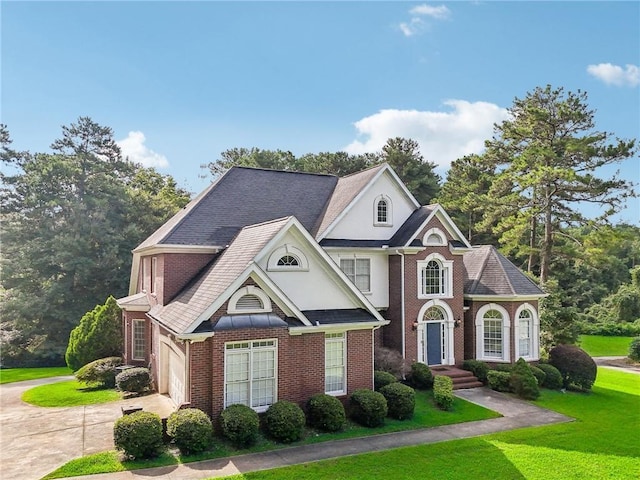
[168,348,185,406]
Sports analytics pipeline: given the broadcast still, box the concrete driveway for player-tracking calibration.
[0,376,175,480]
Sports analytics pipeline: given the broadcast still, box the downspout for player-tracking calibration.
[395,250,406,359]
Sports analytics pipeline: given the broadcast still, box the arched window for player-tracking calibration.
[235,294,263,311]
[277,255,299,267]
[424,306,445,321]
[228,286,272,314]
[422,261,443,295]
[514,304,539,360]
[518,310,532,357]
[377,199,388,224]
[267,245,308,271]
[423,228,447,246]
[482,309,504,359]
[373,195,392,226]
[417,254,453,298]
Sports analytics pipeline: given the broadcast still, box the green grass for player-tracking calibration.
[579,335,634,357]
[42,390,498,478]
[218,368,640,480]
[0,366,72,384]
[21,380,121,407]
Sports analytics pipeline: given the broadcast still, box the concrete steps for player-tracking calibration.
[430,366,484,390]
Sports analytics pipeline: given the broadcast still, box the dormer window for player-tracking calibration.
[374,195,392,226]
[228,286,272,314]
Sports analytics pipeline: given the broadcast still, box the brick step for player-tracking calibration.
[430,366,483,390]
[452,380,484,390]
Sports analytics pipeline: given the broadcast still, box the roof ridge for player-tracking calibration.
[240,216,292,231]
[491,246,517,295]
[339,162,386,179]
[232,165,337,178]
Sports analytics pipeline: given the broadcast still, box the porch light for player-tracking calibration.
[412,321,419,331]
[454,317,462,328]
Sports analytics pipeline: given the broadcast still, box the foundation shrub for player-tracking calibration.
[349,389,388,428]
[379,382,415,420]
[75,356,122,388]
[166,408,213,455]
[433,375,454,410]
[374,347,406,378]
[462,359,490,384]
[536,363,563,389]
[113,411,164,459]
[492,363,513,373]
[115,367,151,394]
[629,336,640,361]
[409,362,433,390]
[487,370,511,392]
[306,394,346,432]
[530,365,546,386]
[220,404,260,448]
[374,370,398,391]
[549,344,597,391]
[263,401,306,443]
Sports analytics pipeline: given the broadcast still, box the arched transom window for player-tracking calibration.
[483,309,504,359]
[373,195,392,226]
[277,255,299,267]
[423,306,445,322]
[418,254,453,298]
[518,309,533,358]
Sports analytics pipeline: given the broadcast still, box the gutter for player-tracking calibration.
[395,249,406,359]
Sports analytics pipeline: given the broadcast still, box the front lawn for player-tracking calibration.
[579,334,634,356]
[0,366,72,385]
[21,380,121,407]
[43,390,498,479]
[217,368,640,480]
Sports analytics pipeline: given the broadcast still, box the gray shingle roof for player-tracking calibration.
[138,167,338,249]
[463,245,545,297]
[302,309,380,325]
[389,206,435,247]
[149,217,291,333]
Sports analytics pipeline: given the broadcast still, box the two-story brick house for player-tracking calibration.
[118,163,544,418]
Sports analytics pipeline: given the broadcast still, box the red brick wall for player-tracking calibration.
[384,255,403,352]
[161,253,217,305]
[122,311,151,366]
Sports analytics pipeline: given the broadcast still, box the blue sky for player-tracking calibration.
[2,1,639,223]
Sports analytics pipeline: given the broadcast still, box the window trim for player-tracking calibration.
[227,286,272,314]
[423,227,447,246]
[132,319,146,361]
[151,256,157,294]
[325,332,347,395]
[339,257,371,293]
[514,304,540,361]
[223,339,278,412]
[475,303,510,362]
[267,245,309,271]
[417,253,453,299]
[373,195,393,227]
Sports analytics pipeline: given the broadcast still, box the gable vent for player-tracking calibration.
[235,294,263,311]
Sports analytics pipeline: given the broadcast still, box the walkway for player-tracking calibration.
[59,388,572,480]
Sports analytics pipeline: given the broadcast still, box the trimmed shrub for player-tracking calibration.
[166,408,213,455]
[487,371,511,392]
[264,401,306,443]
[536,363,563,390]
[530,366,546,386]
[379,382,415,420]
[306,394,346,432]
[116,367,151,394]
[374,346,406,378]
[349,389,388,428]
[75,356,122,388]
[114,411,164,459]
[549,344,597,391]
[433,375,455,410]
[220,404,260,448]
[629,336,640,361]
[409,362,433,389]
[578,319,640,337]
[462,359,489,384]
[492,363,513,373]
[509,358,540,400]
[374,370,398,391]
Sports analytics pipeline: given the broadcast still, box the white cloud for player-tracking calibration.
[117,131,169,169]
[587,63,639,87]
[344,100,509,169]
[399,4,451,36]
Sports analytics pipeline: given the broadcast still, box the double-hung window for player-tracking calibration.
[325,333,346,395]
[418,255,452,298]
[518,310,532,358]
[225,340,277,411]
[483,310,504,359]
[340,258,371,292]
[132,319,146,360]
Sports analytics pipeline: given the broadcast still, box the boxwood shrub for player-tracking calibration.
[379,382,415,420]
[166,408,213,455]
[530,365,546,386]
[220,404,260,448]
[536,363,563,390]
[549,344,597,391]
[114,411,164,459]
[306,394,346,432]
[409,362,433,390]
[116,367,151,394]
[487,370,511,392]
[462,359,489,384]
[264,400,306,443]
[75,356,122,388]
[349,389,388,427]
[433,375,454,410]
[374,370,398,391]
[629,336,640,361]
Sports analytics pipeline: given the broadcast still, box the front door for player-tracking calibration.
[426,322,443,365]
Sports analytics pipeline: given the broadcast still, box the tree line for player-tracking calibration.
[1,85,638,367]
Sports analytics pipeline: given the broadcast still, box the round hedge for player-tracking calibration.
[306,394,346,432]
[114,411,164,459]
[349,389,388,427]
[379,382,415,420]
[536,363,563,390]
[75,356,122,388]
[166,408,213,455]
[220,404,260,448]
[549,344,597,391]
[530,365,547,387]
[264,400,306,443]
[462,359,489,384]
[115,367,151,393]
[409,362,433,390]
[629,336,640,362]
[374,370,398,391]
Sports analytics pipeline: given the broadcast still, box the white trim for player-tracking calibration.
[267,244,309,271]
[416,300,455,366]
[417,253,453,299]
[325,332,347,395]
[514,303,540,361]
[151,257,157,294]
[402,204,472,249]
[339,256,372,294]
[227,285,273,314]
[288,320,389,335]
[475,303,511,362]
[423,228,447,246]
[465,294,548,301]
[373,194,393,227]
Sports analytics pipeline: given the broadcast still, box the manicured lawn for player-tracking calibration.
[217,368,640,480]
[0,366,72,384]
[42,390,498,479]
[21,380,121,407]
[579,335,634,356]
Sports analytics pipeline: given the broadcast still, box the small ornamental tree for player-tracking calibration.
[65,296,123,371]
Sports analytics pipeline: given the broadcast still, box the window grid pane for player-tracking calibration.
[133,320,145,360]
[484,318,503,358]
[277,255,299,266]
[519,315,531,356]
[225,340,276,410]
[325,333,346,393]
[377,200,388,223]
[340,258,370,292]
[422,260,443,295]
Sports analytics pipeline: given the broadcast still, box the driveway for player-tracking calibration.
[0,376,175,480]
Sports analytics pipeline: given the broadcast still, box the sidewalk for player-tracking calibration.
[61,388,572,480]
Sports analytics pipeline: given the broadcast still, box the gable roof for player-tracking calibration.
[391,204,471,249]
[137,167,338,250]
[463,245,545,297]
